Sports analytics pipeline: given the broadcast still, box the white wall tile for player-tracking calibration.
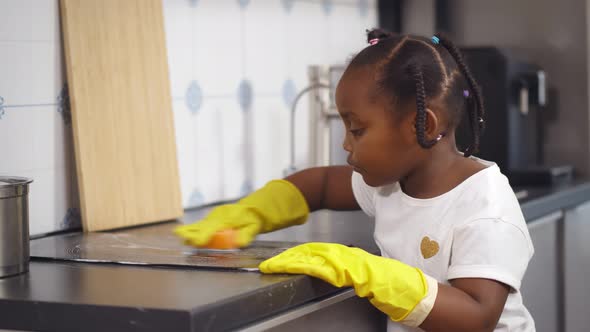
[163,0,194,98]
[180,95,250,204]
[244,0,286,94]
[192,98,231,205]
[250,96,289,188]
[194,0,243,96]
[286,1,328,87]
[0,108,36,173]
[0,40,62,105]
[326,3,367,64]
[172,99,197,207]
[219,99,247,199]
[32,106,68,171]
[31,0,60,42]
[0,0,58,42]
[0,41,34,105]
[31,41,63,104]
[0,1,33,41]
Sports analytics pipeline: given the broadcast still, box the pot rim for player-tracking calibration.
[0,176,34,187]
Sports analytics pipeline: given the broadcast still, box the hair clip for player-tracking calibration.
[369,38,379,46]
[431,36,440,44]
[463,89,470,98]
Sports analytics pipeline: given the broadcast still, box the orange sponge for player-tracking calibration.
[202,228,239,250]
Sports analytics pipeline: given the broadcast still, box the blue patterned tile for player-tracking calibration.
[321,0,333,16]
[189,188,205,206]
[238,0,250,10]
[237,79,253,112]
[185,80,203,114]
[282,78,297,107]
[57,84,71,125]
[60,208,82,229]
[358,0,369,17]
[282,0,295,13]
[0,96,4,119]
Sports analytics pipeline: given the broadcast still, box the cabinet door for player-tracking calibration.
[564,201,590,332]
[238,290,386,332]
[521,211,563,332]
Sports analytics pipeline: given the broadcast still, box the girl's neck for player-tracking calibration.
[400,142,486,199]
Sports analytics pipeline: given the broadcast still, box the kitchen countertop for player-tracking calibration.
[516,179,590,220]
[1,179,590,332]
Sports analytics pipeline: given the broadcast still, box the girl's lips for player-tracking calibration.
[349,164,362,173]
[347,157,363,172]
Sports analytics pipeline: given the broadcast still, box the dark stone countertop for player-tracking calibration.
[1,180,589,332]
[517,179,590,220]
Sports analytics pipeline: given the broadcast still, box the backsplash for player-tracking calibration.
[0,0,376,236]
[164,0,377,208]
[0,0,78,236]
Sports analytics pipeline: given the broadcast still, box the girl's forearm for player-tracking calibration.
[419,279,510,332]
[285,166,359,212]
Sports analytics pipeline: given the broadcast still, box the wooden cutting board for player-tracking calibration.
[60,0,183,231]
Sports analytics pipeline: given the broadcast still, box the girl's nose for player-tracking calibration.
[342,134,352,153]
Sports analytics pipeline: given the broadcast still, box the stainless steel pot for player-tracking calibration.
[0,176,33,278]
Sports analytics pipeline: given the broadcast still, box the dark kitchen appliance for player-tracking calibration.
[457,47,572,186]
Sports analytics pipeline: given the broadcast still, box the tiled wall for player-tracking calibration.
[164,0,377,207]
[0,0,79,236]
[0,0,377,236]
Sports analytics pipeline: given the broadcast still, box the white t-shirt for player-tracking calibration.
[351,159,535,332]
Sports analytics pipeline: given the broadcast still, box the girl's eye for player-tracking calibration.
[350,128,365,137]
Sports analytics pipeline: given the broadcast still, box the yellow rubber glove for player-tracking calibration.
[259,242,439,327]
[174,180,309,248]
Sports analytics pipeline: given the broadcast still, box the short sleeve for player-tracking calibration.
[351,171,377,217]
[448,218,534,290]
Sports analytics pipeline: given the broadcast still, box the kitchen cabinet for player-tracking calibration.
[237,290,385,332]
[564,200,590,332]
[521,210,563,332]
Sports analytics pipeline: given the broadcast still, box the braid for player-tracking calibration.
[409,64,438,149]
[435,34,485,157]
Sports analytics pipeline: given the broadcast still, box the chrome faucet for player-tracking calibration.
[284,65,346,176]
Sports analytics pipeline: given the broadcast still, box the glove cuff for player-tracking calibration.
[400,274,439,327]
[266,179,310,221]
[239,179,310,233]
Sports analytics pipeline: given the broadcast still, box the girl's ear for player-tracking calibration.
[423,108,441,141]
[406,108,442,142]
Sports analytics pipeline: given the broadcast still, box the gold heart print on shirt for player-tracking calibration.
[420,236,439,259]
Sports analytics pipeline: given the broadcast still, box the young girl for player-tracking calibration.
[175,29,535,332]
